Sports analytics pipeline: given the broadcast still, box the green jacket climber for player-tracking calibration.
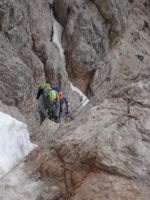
[37,87,60,124]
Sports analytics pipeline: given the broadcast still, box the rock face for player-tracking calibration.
[27,0,150,199]
[0,0,150,199]
[54,0,129,93]
[0,33,34,106]
[0,0,80,127]
[29,99,150,199]
[91,0,129,43]
[0,100,26,123]
[0,0,47,111]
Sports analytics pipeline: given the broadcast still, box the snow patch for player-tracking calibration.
[70,82,89,106]
[0,164,44,200]
[0,112,37,178]
[52,13,65,63]
[51,11,89,107]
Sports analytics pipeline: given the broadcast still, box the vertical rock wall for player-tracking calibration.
[54,0,129,93]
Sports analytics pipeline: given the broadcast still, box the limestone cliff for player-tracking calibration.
[0,0,150,199]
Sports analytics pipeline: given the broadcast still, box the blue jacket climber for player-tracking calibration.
[52,86,71,118]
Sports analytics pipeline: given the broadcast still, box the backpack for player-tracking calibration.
[43,88,52,107]
[52,86,64,102]
[37,83,51,99]
[57,91,64,101]
[39,83,51,90]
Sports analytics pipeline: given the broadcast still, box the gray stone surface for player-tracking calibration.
[0,0,150,199]
[0,33,34,106]
[0,100,26,123]
[27,1,150,199]
[91,0,129,44]
[54,0,129,92]
[0,0,79,126]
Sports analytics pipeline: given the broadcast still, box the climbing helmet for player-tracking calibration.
[48,90,57,101]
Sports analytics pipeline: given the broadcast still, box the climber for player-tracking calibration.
[47,89,60,123]
[52,86,71,118]
[37,87,60,124]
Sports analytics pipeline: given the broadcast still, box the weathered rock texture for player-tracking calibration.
[0,0,79,128]
[0,0,150,199]
[0,0,46,125]
[27,0,150,199]
[0,100,26,123]
[54,0,129,93]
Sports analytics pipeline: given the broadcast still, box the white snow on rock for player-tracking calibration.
[52,12,65,62]
[0,112,37,178]
[0,163,46,200]
[51,11,89,107]
[70,82,89,106]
